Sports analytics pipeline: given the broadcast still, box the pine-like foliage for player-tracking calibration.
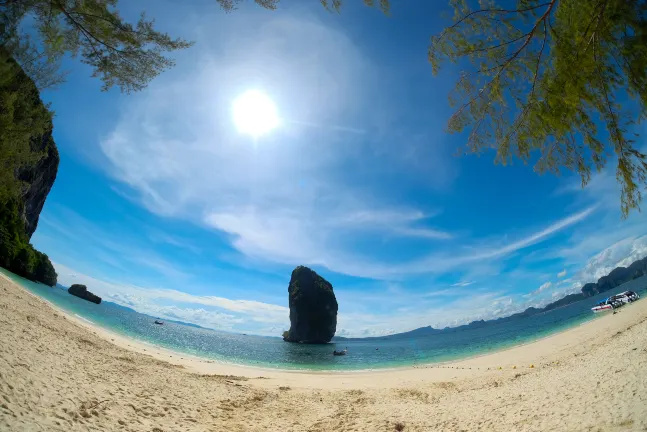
[1,0,193,92]
[429,0,647,216]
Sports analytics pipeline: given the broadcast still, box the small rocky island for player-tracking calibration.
[68,284,102,305]
[283,266,337,344]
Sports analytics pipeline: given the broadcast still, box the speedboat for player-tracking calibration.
[154,320,164,325]
[591,291,639,313]
[333,348,347,356]
[591,303,613,313]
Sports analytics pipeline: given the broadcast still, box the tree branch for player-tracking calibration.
[452,0,557,120]
[530,20,549,101]
[436,2,553,42]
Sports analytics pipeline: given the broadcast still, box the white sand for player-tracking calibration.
[1,274,646,431]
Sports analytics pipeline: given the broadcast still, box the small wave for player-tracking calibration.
[74,314,95,325]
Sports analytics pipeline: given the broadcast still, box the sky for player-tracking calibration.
[30,0,647,337]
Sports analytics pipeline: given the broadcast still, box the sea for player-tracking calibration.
[4,268,646,371]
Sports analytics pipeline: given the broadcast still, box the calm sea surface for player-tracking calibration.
[4,268,646,371]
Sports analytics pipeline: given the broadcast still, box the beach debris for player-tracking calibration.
[513,366,517,369]
[393,421,406,431]
[529,364,534,368]
[88,400,109,410]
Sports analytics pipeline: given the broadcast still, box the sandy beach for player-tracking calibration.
[1,275,646,431]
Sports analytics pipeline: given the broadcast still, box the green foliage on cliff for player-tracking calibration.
[0,51,57,286]
[0,199,57,286]
[0,50,52,199]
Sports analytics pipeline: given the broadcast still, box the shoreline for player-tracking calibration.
[3,271,646,384]
[5,272,598,374]
[2,270,646,431]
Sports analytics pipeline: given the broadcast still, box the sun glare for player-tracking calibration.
[232,90,279,137]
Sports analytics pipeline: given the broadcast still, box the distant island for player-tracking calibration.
[68,284,102,305]
[335,256,647,341]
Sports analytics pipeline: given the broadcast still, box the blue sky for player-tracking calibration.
[30,0,647,337]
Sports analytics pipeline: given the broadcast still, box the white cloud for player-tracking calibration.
[39,206,193,282]
[476,207,596,259]
[54,262,289,334]
[146,230,202,254]
[531,281,552,296]
[450,281,474,287]
[574,235,647,285]
[49,226,647,338]
[531,235,647,299]
[389,207,597,277]
[97,10,460,280]
[557,269,567,278]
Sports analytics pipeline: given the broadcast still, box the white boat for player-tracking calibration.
[591,290,639,313]
[591,303,613,313]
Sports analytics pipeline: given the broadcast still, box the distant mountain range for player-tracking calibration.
[334,256,647,341]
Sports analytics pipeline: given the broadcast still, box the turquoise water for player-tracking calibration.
[5,268,646,371]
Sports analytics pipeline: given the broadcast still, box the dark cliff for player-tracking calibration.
[17,132,59,238]
[0,51,58,285]
[284,266,338,344]
[68,284,102,305]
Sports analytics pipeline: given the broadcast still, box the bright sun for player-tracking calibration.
[232,90,279,137]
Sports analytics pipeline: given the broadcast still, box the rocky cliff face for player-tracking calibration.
[0,52,58,286]
[17,131,59,239]
[284,266,337,344]
[1,51,59,240]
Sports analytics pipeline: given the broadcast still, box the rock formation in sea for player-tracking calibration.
[68,284,102,305]
[283,266,337,344]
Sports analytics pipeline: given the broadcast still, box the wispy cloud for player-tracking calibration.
[530,281,552,296]
[146,230,202,254]
[572,235,647,285]
[450,281,474,287]
[39,206,193,282]
[96,9,460,281]
[27,0,647,338]
[386,207,597,277]
[55,262,287,333]
[50,228,647,337]
[474,207,597,260]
